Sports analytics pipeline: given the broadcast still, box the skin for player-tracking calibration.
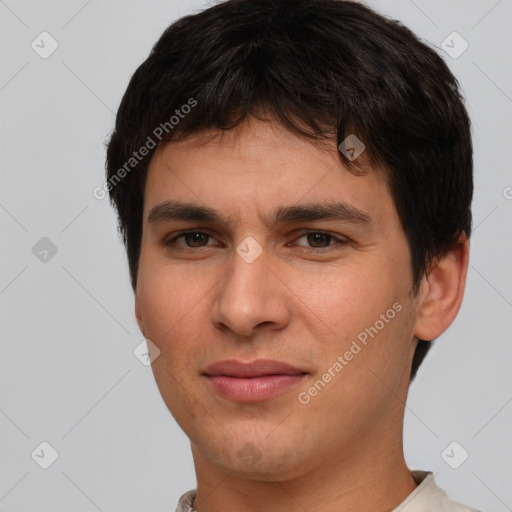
[134,117,469,512]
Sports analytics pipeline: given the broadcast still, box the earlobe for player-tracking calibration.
[413,233,470,341]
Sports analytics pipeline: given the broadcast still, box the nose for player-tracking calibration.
[210,245,290,338]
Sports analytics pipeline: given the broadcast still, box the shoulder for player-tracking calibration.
[392,471,481,512]
[174,489,197,512]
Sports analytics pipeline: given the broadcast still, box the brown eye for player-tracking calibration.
[164,231,215,250]
[293,231,348,254]
[306,232,333,248]
[182,232,210,247]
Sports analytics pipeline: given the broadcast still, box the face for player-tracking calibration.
[135,118,421,481]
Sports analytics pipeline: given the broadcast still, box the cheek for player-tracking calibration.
[292,259,399,337]
[137,269,208,415]
[138,262,204,334]
[137,276,173,340]
[137,266,218,376]
[297,259,413,382]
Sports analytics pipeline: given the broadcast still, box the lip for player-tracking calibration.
[202,359,306,377]
[202,359,308,402]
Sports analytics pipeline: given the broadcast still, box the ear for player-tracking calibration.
[413,233,470,341]
[135,296,145,336]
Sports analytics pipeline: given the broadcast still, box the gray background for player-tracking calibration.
[1,0,511,510]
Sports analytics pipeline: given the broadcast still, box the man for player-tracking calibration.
[105,0,478,510]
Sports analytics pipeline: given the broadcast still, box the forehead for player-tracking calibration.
[143,119,394,227]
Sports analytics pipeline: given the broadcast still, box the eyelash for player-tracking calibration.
[163,230,348,254]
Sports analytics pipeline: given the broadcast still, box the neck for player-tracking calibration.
[190,423,417,512]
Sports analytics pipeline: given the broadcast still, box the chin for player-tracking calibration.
[197,432,315,482]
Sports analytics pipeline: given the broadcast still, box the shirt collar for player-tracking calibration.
[174,471,470,512]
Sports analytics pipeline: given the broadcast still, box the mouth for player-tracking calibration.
[202,359,308,402]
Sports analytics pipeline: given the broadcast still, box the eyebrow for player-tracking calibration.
[147,200,373,228]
